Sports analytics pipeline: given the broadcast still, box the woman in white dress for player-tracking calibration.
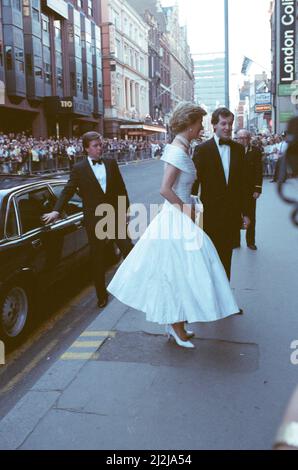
[107,102,240,348]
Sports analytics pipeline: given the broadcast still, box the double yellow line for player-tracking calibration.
[60,330,116,361]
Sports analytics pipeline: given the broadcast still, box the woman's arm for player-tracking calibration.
[160,163,195,221]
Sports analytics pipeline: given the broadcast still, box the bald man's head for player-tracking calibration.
[237,129,251,147]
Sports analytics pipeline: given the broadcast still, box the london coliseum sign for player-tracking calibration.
[280,0,296,83]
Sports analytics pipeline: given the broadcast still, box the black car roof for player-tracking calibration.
[0,174,68,191]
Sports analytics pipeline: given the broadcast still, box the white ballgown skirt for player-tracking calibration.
[107,200,239,325]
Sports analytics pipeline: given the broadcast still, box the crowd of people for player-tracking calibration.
[244,133,289,179]
[0,131,165,174]
[0,129,293,178]
[190,131,291,179]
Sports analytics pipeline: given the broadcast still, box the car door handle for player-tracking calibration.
[32,239,42,248]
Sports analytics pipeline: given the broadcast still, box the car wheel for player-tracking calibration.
[0,285,30,343]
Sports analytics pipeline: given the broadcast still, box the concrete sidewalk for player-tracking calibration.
[0,180,297,450]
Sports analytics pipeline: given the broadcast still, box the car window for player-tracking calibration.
[16,187,55,234]
[50,184,83,216]
[5,200,19,238]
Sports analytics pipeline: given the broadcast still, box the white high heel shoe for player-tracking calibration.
[165,325,195,349]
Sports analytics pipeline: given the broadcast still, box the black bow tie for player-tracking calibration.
[219,139,232,147]
[91,159,103,166]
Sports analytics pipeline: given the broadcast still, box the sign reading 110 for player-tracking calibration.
[60,100,73,108]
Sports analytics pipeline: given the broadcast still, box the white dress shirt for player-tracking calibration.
[214,134,230,184]
[88,156,107,193]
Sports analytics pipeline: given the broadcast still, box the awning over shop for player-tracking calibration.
[119,124,167,135]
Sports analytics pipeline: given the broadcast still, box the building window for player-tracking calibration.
[13,0,21,11]
[44,63,51,84]
[109,8,119,29]
[34,66,42,78]
[124,17,128,35]
[77,73,82,93]
[32,7,39,22]
[88,78,93,96]
[16,60,24,73]
[57,67,63,89]
[124,45,128,64]
[139,33,143,48]
[115,39,121,60]
[87,0,93,16]
[54,21,62,39]
[135,52,138,70]
[5,47,12,71]
[140,57,144,74]
[56,51,63,89]
[42,17,49,32]
[75,34,81,48]
[15,48,24,73]
[116,86,121,107]
[87,65,93,95]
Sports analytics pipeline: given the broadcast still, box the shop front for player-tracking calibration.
[44,96,102,138]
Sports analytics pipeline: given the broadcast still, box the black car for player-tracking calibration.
[0,174,116,346]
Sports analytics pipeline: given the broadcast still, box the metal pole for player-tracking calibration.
[224,0,230,109]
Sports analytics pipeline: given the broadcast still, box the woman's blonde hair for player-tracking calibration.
[169,102,207,135]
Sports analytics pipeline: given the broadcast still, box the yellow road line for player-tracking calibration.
[72,341,103,348]
[80,331,116,338]
[0,339,59,395]
[60,352,100,361]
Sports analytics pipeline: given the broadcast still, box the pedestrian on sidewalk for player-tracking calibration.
[108,103,241,349]
[271,132,288,183]
[236,129,263,251]
[42,131,133,309]
[192,107,251,279]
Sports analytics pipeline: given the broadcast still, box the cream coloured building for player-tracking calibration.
[101,0,150,137]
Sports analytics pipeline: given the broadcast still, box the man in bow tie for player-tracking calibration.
[192,107,251,282]
[42,132,133,308]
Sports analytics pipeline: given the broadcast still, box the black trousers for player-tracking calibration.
[89,235,133,301]
[214,242,232,281]
[207,230,233,280]
[246,198,256,246]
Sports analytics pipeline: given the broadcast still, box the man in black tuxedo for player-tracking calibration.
[192,108,250,280]
[237,129,263,250]
[42,132,133,308]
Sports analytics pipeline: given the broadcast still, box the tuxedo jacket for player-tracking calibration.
[192,137,250,243]
[54,158,130,242]
[243,145,263,195]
